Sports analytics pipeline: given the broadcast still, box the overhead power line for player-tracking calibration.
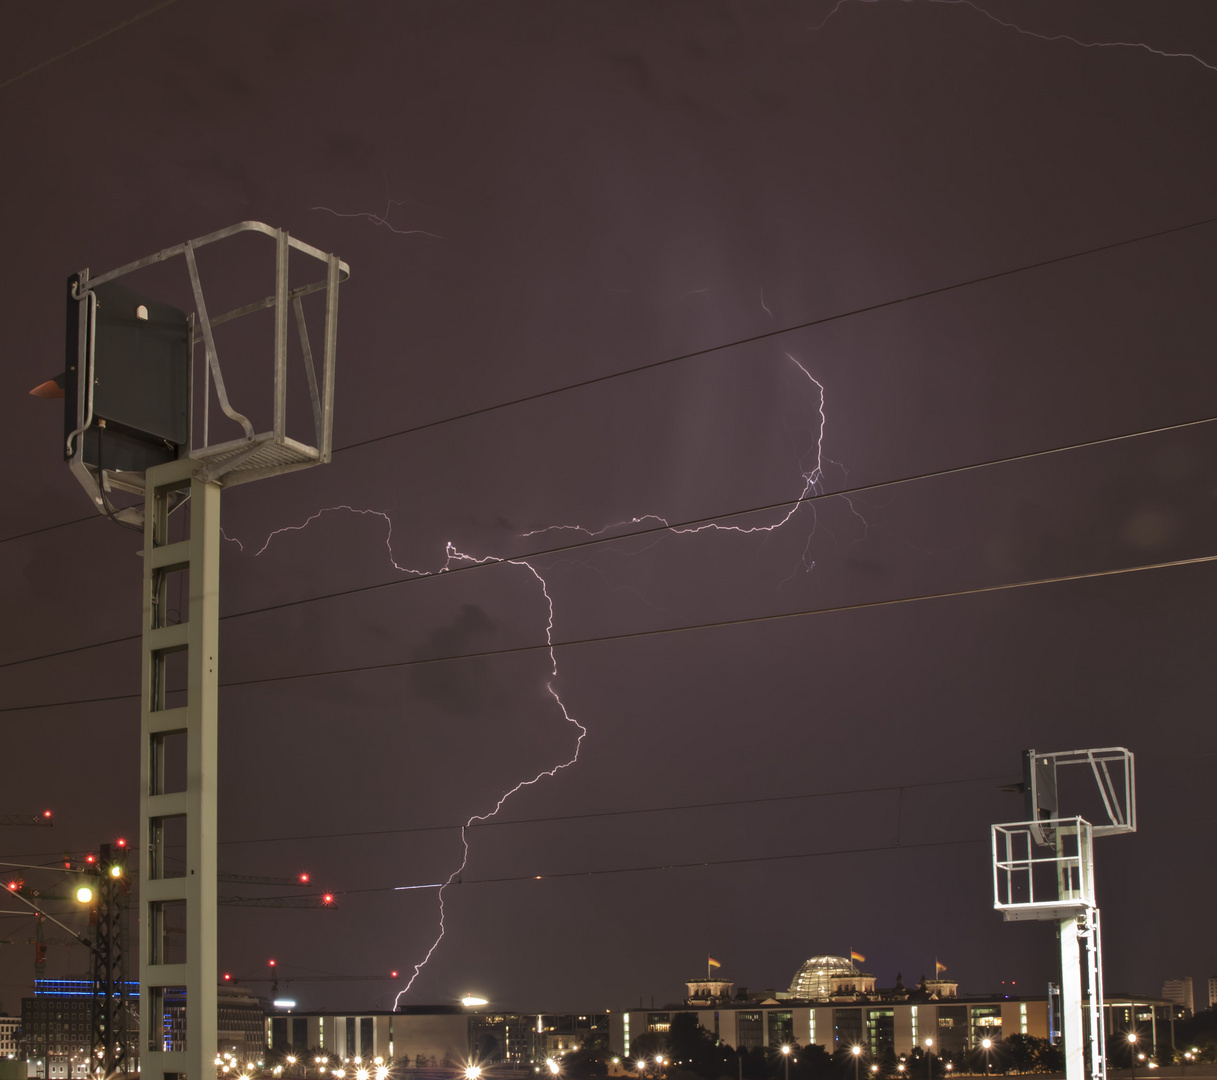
[0,0,182,92]
[248,835,987,902]
[332,214,1217,454]
[217,771,1014,847]
[1,549,1213,716]
[2,212,1213,550]
[3,409,1215,675]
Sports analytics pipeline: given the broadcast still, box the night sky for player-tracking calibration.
[1,0,1215,1021]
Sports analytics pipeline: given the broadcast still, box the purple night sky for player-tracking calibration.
[1,0,1215,1018]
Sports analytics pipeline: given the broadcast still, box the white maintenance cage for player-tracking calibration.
[992,816,1095,922]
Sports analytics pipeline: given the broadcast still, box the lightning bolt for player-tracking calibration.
[808,0,1217,73]
[311,203,445,239]
[248,350,858,1002]
[522,354,867,558]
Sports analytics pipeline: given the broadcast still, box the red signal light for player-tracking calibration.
[85,854,96,864]
[223,973,231,981]
[298,872,310,884]
[321,893,335,906]
[115,838,127,848]
[6,881,17,892]
[391,970,398,978]
[43,810,52,818]
[268,959,276,967]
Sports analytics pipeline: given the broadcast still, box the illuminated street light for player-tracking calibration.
[924,1038,933,1080]
[852,1045,863,1080]
[549,1061,561,1076]
[1129,1033,1138,1080]
[466,1068,483,1080]
[781,1046,791,1080]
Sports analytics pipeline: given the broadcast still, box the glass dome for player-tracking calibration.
[788,955,861,998]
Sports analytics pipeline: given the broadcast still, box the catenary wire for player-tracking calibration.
[216,772,1013,847]
[0,0,182,92]
[2,409,1215,674]
[2,211,1213,551]
[247,836,988,901]
[332,213,1217,454]
[1,548,1213,715]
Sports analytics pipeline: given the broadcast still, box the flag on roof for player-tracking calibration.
[851,950,866,963]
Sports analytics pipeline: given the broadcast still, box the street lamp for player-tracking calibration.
[782,1046,791,1080]
[852,1045,863,1080]
[1128,1033,1138,1080]
[465,1068,483,1080]
[924,1039,933,1080]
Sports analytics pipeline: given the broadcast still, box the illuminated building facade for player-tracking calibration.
[18,979,263,1075]
[1161,978,1194,1016]
[20,980,138,1079]
[265,1007,607,1065]
[0,1014,21,1059]
[609,958,1176,1059]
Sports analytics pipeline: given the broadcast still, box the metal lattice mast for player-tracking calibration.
[91,842,130,1076]
[140,461,219,1080]
[993,748,1135,1080]
[50,222,346,1080]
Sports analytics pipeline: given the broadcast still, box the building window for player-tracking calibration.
[737,1013,763,1049]
[970,1008,1001,1048]
[833,1010,862,1051]
[866,1010,894,1056]
[768,1013,793,1047]
[936,1007,968,1055]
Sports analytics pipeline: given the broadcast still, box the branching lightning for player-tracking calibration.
[250,345,857,1000]
[522,354,867,564]
[809,0,1217,73]
[311,203,445,239]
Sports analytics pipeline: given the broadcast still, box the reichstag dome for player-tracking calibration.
[788,955,876,999]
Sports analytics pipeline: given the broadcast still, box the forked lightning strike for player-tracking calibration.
[523,354,866,557]
[251,350,853,1002]
[809,0,1217,73]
